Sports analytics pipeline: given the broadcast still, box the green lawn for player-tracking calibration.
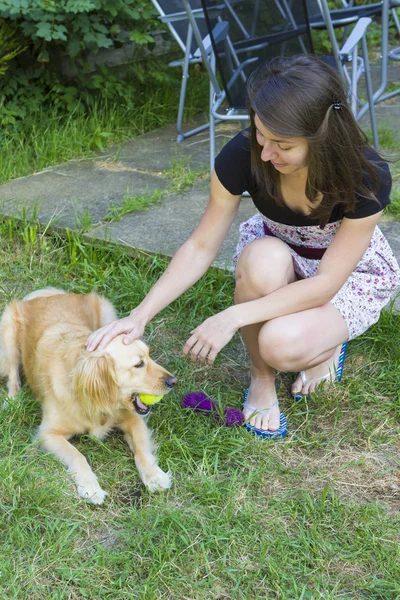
[0,63,399,597]
[0,215,399,600]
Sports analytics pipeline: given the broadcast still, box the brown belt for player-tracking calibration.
[263,222,327,260]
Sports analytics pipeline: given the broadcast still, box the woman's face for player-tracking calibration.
[254,115,309,176]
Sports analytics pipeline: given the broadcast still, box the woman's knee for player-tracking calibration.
[235,238,295,301]
[258,319,305,370]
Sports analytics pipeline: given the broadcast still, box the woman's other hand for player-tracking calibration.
[183,308,239,366]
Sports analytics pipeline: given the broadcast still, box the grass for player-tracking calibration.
[0,66,210,186]
[0,217,399,600]
[385,186,400,219]
[0,64,399,597]
[104,189,165,222]
[103,159,202,223]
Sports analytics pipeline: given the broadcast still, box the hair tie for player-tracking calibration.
[332,102,342,110]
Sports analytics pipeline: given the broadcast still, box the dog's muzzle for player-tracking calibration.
[131,394,151,416]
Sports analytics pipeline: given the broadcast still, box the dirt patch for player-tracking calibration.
[94,160,136,172]
[261,444,400,513]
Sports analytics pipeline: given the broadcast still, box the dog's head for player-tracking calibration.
[73,336,176,420]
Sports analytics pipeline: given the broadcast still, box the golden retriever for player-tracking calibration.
[0,288,176,504]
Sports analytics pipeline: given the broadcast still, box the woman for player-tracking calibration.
[86,55,400,437]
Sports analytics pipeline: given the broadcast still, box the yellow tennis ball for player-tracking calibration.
[138,393,164,406]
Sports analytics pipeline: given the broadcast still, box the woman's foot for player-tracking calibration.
[291,344,344,397]
[243,376,281,431]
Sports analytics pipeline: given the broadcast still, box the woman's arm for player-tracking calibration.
[86,172,241,350]
[184,212,382,363]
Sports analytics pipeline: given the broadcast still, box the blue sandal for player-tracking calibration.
[243,389,287,439]
[292,342,348,401]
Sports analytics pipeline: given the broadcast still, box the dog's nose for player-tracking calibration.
[165,375,177,389]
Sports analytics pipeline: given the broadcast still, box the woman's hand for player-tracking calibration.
[85,312,146,351]
[183,308,239,366]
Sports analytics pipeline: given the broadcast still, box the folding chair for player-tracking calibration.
[307,0,400,117]
[305,0,378,146]
[182,0,378,174]
[180,0,315,172]
[151,0,225,142]
[151,0,258,142]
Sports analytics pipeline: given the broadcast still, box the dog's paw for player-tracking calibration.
[7,379,21,398]
[143,467,172,492]
[77,480,108,505]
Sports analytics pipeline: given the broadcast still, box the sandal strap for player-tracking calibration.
[300,370,334,385]
[243,399,279,415]
[300,343,348,385]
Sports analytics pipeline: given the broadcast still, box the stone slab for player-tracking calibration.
[379,220,400,258]
[85,180,255,270]
[101,121,242,173]
[85,182,400,297]
[0,160,168,230]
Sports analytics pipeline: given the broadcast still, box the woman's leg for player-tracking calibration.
[258,306,349,396]
[235,237,297,431]
[235,236,349,431]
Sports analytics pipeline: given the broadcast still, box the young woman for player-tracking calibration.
[86,55,400,437]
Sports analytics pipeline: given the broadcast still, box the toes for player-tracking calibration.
[146,468,172,492]
[247,409,279,432]
[253,414,265,430]
[268,412,280,431]
[291,375,302,396]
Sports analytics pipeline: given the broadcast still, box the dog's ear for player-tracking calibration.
[73,352,118,419]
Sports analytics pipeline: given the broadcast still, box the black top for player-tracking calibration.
[214,129,392,227]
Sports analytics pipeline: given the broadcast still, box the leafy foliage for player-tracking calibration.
[0,0,158,56]
[0,0,171,125]
[0,17,26,75]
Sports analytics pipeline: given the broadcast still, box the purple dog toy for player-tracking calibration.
[182,392,244,427]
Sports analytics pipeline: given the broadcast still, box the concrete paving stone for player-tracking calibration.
[100,121,242,173]
[0,57,399,312]
[85,179,255,270]
[379,220,400,310]
[379,219,400,258]
[85,180,400,311]
[360,103,400,130]
[0,159,168,230]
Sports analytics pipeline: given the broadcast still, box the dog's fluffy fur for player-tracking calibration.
[0,288,176,504]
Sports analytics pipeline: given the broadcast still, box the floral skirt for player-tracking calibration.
[233,213,400,340]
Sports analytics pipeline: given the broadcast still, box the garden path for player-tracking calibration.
[0,109,399,277]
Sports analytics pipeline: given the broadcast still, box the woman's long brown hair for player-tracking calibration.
[246,55,389,228]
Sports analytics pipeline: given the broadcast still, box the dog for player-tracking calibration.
[0,288,176,504]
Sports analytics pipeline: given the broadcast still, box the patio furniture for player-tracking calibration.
[151,0,224,141]
[151,0,259,141]
[182,0,378,173]
[308,0,400,118]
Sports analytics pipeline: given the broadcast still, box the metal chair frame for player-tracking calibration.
[309,0,400,118]
[151,0,225,142]
[150,0,261,142]
[181,0,379,174]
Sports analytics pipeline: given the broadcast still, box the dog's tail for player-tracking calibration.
[22,287,66,302]
[0,301,21,396]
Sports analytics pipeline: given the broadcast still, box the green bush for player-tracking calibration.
[0,0,158,58]
[0,17,26,75]
[0,0,172,125]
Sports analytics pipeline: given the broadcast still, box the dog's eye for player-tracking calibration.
[134,360,145,368]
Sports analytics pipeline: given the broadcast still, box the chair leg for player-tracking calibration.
[177,26,194,143]
[209,54,216,176]
[391,6,400,36]
[361,35,379,149]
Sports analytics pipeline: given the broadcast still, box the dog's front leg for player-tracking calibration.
[0,304,21,398]
[38,427,107,504]
[118,411,172,492]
